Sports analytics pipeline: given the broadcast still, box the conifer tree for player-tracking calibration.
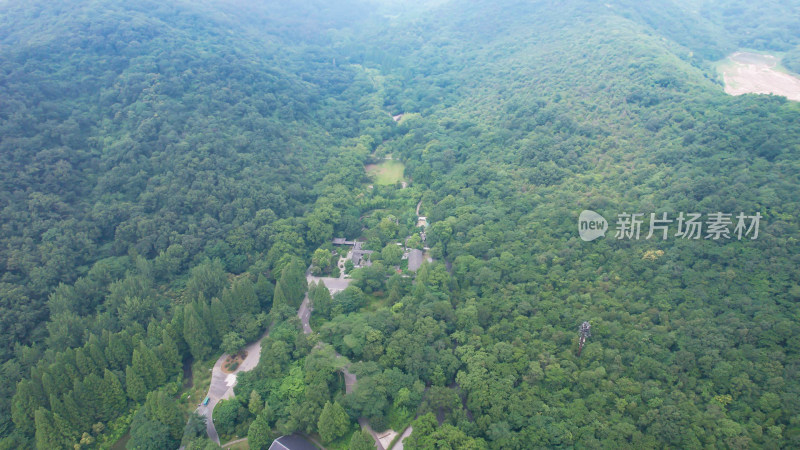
[143,390,184,441]
[75,375,102,424]
[223,277,260,317]
[62,391,89,434]
[255,274,274,311]
[183,304,211,360]
[86,334,108,371]
[125,365,147,402]
[105,330,133,371]
[40,373,58,408]
[132,343,165,390]
[11,379,40,435]
[310,281,332,319]
[317,401,350,444]
[158,330,182,379]
[280,258,307,307]
[249,390,263,415]
[270,281,292,320]
[74,348,97,377]
[101,369,127,420]
[209,297,231,340]
[349,429,375,450]
[247,409,275,450]
[35,408,66,450]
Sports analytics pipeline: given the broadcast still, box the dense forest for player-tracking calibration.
[1,0,799,449]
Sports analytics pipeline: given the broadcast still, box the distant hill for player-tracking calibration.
[1,0,799,448]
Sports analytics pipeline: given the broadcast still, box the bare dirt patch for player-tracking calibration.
[720,51,800,101]
[221,350,247,374]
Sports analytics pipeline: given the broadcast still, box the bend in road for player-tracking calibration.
[298,286,385,450]
[197,328,270,444]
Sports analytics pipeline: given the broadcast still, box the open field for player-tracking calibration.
[365,160,406,185]
[719,51,800,101]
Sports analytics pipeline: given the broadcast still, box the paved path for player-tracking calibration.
[197,328,270,444]
[307,275,352,294]
[298,294,313,334]
[392,426,413,450]
[298,283,385,450]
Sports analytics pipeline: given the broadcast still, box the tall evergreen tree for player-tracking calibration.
[143,343,166,387]
[270,281,292,320]
[125,365,147,402]
[48,394,77,438]
[249,390,263,416]
[254,274,274,311]
[167,308,188,356]
[132,343,165,390]
[317,401,350,444]
[223,277,260,317]
[74,348,97,377]
[34,408,67,450]
[40,372,59,407]
[101,369,127,421]
[74,375,102,425]
[62,391,89,434]
[209,297,231,340]
[158,330,182,380]
[105,330,133,371]
[183,304,211,360]
[247,410,275,450]
[310,282,332,319]
[142,390,184,441]
[199,297,215,338]
[86,334,108,371]
[280,258,307,307]
[11,379,41,436]
[349,429,375,450]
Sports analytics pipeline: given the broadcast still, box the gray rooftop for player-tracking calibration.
[268,435,318,450]
[408,249,424,272]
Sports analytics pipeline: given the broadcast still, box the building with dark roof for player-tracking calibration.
[268,434,318,450]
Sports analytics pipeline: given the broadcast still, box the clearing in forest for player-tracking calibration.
[365,159,406,185]
[719,51,800,101]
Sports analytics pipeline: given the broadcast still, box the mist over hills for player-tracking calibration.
[1,0,799,448]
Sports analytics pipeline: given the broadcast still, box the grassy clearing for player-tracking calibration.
[223,440,250,449]
[366,160,405,185]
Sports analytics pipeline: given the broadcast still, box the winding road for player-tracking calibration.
[299,275,391,450]
[197,328,269,444]
[198,274,408,449]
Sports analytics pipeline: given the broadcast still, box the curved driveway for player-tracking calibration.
[198,329,269,444]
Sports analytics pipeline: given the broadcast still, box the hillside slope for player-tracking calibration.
[2,0,799,448]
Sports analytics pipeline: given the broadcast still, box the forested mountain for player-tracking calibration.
[1,0,799,449]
